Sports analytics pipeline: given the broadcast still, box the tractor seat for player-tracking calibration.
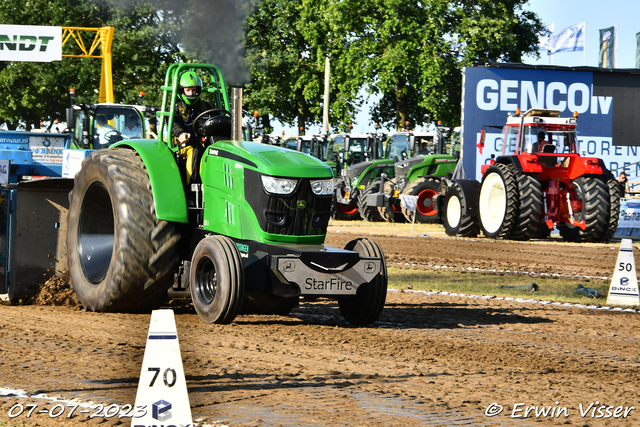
[202,115,232,140]
[542,144,556,153]
[539,146,557,167]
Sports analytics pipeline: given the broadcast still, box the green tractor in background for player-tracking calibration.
[329,132,380,220]
[333,131,398,222]
[66,63,388,325]
[364,126,459,223]
[281,132,365,220]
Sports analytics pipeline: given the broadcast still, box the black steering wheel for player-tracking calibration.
[101,129,123,146]
[192,108,232,139]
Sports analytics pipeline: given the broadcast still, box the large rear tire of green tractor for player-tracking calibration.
[509,173,544,241]
[478,164,519,239]
[442,182,479,238]
[558,175,610,242]
[358,179,385,222]
[602,172,623,242]
[338,238,387,325]
[67,149,181,312]
[401,178,441,223]
[190,235,245,324]
[379,180,406,223]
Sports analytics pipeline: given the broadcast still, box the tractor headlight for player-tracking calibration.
[310,179,333,195]
[261,175,297,195]
[351,177,359,186]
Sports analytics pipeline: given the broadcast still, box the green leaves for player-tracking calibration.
[0,0,542,134]
[0,0,181,129]
[244,0,543,132]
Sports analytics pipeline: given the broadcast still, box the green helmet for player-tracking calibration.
[178,70,203,105]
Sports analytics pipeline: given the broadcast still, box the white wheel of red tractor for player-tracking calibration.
[478,164,519,239]
[443,181,480,238]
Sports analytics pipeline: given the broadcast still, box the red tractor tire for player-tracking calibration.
[478,164,520,239]
[558,175,610,242]
[509,173,544,241]
[602,172,623,242]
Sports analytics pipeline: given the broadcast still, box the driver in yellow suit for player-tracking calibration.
[171,70,212,184]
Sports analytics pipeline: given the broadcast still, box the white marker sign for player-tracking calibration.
[131,310,192,427]
[606,239,639,306]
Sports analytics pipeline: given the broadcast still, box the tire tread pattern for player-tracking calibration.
[357,179,385,222]
[602,172,623,242]
[479,163,519,239]
[379,180,406,223]
[509,173,543,241]
[67,149,180,312]
[558,175,610,242]
[338,238,387,325]
[443,181,480,237]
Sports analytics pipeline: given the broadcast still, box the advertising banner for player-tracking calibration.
[460,66,639,181]
[0,24,62,62]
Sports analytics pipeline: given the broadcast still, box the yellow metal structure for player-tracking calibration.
[61,26,114,103]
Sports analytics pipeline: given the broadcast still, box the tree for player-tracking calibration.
[243,0,365,135]
[243,0,543,133]
[328,0,544,130]
[0,0,182,130]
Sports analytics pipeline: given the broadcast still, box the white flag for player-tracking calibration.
[545,22,585,54]
[538,23,554,51]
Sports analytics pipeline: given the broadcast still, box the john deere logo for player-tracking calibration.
[297,200,306,209]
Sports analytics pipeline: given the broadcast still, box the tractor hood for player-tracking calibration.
[346,161,372,180]
[206,140,333,178]
[395,156,424,178]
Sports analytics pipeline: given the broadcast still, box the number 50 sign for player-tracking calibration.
[607,239,639,306]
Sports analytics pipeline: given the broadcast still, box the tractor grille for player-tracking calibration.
[245,169,332,236]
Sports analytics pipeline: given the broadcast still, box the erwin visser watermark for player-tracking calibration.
[485,402,635,420]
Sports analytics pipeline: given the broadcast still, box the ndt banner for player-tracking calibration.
[0,24,62,62]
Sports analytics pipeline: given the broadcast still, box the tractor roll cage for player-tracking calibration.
[156,63,231,151]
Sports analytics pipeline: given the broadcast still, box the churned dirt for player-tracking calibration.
[1,228,639,427]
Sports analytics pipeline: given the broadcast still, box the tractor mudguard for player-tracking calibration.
[452,179,481,218]
[495,155,523,172]
[112,139,188,223]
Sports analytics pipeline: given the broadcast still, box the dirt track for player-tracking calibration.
[1,229,639,427]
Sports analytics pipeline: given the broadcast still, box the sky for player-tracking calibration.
[270,0,640,136]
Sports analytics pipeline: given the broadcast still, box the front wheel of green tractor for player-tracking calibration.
[558,175,610,242]
[401,178,441,223]
[67,149,181,312]
[358,179,385,222]
[379,180,406,223]
[338,238,387,325]
[190,235,245,324]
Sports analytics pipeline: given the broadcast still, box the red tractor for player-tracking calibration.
[443,108,622,242]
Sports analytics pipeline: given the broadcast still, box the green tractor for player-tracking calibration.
[329,132,379,220]
[333,131,399,222]
[365,127,459,223]
[66,63,388,325]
